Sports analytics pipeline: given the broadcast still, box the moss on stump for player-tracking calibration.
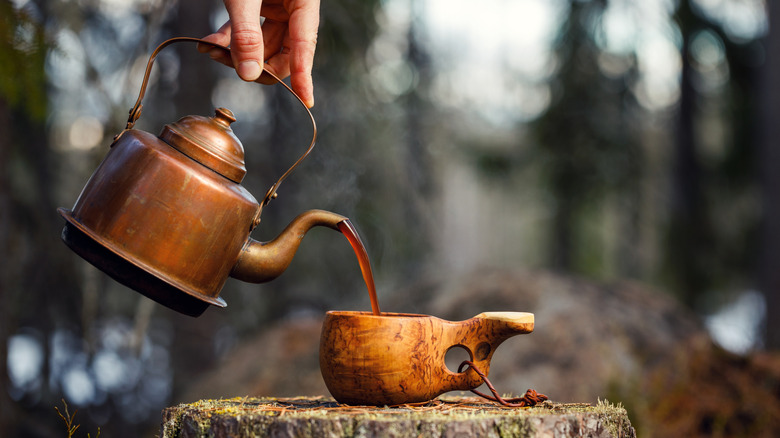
[160,396,636,437]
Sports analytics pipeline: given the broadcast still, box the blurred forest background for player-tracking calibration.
[1,0,779,436]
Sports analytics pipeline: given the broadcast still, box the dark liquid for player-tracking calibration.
[337,220,381,315]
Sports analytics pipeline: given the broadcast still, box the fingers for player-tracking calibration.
[260,18,291,79]
[257,0,319,106]
[199,20,231,49]
[199,21,234,67]
[201,0,319,107]
[284,0,320,107]
[222,0,265,81]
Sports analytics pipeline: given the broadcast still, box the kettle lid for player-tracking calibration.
[159,107,247,183]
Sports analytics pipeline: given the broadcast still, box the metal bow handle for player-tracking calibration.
[124,36,317,209]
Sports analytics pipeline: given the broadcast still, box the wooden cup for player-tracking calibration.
[319,311,534,406]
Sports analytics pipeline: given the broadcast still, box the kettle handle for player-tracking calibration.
[124,36,317,210]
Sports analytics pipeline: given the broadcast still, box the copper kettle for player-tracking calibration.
[58,38,347,317]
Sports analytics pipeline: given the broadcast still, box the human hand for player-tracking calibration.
[199,0,320,108]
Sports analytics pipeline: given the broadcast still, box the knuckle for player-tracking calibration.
[230,26,263,53]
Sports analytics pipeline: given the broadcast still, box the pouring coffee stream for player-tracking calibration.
[57,37,544,408]
[57,37,382,317]
[338,220,381,315]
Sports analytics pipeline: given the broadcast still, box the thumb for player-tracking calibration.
[223,0,264,81]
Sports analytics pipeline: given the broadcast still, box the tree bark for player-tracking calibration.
[669,0,710,308]
[0,81,14,438]
[759,1,780,350]
[160,397,636,438]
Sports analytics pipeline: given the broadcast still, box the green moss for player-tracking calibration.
[160,397,634,438]
[594,399,634,438]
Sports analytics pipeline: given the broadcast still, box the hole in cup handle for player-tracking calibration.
[446,353,493,392]
[448,341,492,372]
[444,345,472,374]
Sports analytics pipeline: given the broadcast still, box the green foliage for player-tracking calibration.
[0,0,48,121]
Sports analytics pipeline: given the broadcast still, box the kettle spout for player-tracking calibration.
[230,209,347,283]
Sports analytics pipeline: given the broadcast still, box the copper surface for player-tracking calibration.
[123,37,318,213]
[61,129,258,302]
[159,107,246,183]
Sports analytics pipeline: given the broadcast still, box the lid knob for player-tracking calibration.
[158,107,247,183]
[214,107,236,127]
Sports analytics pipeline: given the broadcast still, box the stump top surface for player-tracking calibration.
[161,396,635,438]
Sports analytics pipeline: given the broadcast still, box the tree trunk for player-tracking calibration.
[160,397,636,438]
[0,86,14,438]
[760,1,780,350]
[669,0,710,308]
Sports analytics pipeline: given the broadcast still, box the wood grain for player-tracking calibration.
[319,311,534,406]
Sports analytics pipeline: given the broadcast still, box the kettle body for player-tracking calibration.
[60,127,259,315]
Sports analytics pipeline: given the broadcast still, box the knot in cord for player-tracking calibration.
[458,360,548,408]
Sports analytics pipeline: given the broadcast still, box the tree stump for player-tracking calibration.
[160,396,636,438]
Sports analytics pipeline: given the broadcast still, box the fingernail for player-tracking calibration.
[237,61,262,81]
[208,48,223,60]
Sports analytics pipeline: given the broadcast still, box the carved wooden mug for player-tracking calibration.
[319,311,534,406]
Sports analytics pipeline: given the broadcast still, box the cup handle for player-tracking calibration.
[443,312,534,392]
